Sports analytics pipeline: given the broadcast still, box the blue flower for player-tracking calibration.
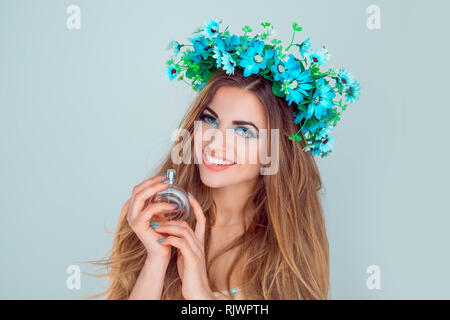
[193,79,207,91]
[198,81,207,90]
[316,125,333,140]
[270,54,292,82]
[215,35,240,53]
[212,35,240,69]
[285,69,314,106]
[306,78,336,120]
[284,54,302,78]
[165,64,178,81]
[293,109,307,125]
[345,80,361,103]
[221,53,236,75]
[311,146,321,157]
[318,136,336,153]
[293,110,326,135]
[238,40,275,77]
[338,68,354,86]
[283,56,314,106]
[167,39,181,56]
[308,49,328,65]
[203,18,220,39]
[299,36,311,59]
[212,46,223,68]
[189,36,212,63]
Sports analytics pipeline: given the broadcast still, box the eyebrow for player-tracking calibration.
[202,106,260,131]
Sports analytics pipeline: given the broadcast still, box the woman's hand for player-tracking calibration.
[126,174,176,264]
[154,194,216,300]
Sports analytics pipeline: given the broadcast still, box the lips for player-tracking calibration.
[202,150,236,172]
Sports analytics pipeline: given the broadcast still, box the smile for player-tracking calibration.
[202,150,236,171]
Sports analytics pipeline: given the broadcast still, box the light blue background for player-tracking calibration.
[1,0,449,299]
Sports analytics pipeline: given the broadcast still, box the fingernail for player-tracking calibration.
[157,238,165,243]
[187,192,196,199]
[151,223,160,229]
[150,221,158,225]
[162,178,169,184]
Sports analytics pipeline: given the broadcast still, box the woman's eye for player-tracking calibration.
[234,126,257,139]
[199,114,218,126]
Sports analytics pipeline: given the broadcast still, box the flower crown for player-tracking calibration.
[164,18,361,158]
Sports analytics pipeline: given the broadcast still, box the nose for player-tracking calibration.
[202,126,235,161]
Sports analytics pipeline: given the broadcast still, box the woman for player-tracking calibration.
[88,67,330,300]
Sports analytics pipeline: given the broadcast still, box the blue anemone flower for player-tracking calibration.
[212,46,223,68]
[345,80,361,103]
[299,36,311,59]
[221,53,236,75]
[165,64,178,81]
[293,109,307,125]
[203,18,220,39]
[318,136,336,153]
[193,79,207,91]
[270,54,300,82]
[308,49,328,65]
[285,69,314,106]
[311,146,321,157]
[306,78,336,120]
[294,109,327,135]
[270,55,290,82]
[338,68,354,86]
[189,36,212,63]
[239,40,275,77]
[168,39,181,56]
[284,54,302,78]
[215,35,240,53]
[316,125,333,140]
[282,55,314,105]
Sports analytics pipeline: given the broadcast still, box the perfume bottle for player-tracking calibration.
[146,169,191,223]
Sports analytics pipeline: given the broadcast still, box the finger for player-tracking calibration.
[153,221,202,256]
[158,236,198,264]
[128,175,166,222]
[187,194,206,246]
[137,202,177,229]
[131,175,166,197]
[128,180,170,222]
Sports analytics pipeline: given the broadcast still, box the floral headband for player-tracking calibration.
[164,18,361,158]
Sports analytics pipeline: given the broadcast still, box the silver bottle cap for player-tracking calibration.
[167,169,176,186]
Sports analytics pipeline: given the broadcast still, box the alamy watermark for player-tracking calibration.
[170,121,280,175]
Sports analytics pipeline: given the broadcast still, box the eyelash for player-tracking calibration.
[199,113,257,139]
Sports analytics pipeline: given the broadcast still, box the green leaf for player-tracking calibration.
[292,22,303,32]
[203,70,214,82]
[186,66,197,79]
[272,82,285,97]
[271,39,282,46]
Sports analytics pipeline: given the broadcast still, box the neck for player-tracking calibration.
[211,178,257,227]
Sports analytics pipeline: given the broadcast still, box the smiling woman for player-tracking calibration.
[86,67,330,300]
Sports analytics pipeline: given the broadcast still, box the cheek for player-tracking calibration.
[193,127,206,162]
[235,138,262,166]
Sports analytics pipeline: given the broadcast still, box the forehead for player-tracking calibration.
[206,86,268,129]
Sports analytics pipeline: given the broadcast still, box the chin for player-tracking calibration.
[198,164,236,188]
[198,164,260,189]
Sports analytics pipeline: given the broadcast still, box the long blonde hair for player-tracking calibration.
[86,68,329,300]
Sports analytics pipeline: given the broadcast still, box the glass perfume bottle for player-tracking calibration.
[145,169,191,223]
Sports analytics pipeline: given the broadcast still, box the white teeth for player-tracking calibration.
[204,152,234,165]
